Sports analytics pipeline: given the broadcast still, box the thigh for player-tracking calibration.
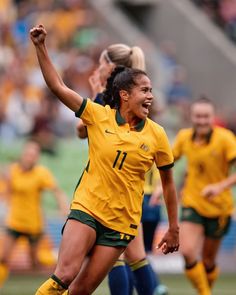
[69,244,125,294]
[54,219,96,283]
[180,221,204,264]
[0,232,17,264]
[124,224,146,263]
[202,237,221,268]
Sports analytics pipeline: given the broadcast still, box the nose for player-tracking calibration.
[147,91,154,101]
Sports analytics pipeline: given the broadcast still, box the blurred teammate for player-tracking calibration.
[30,24,179,295]
[0,141,68,289]
[77,43,168,295]
[173,97,236,295]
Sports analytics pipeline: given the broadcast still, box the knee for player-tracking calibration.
[54,264,78,286]
[203,258,215,270]
[180,243,196,259]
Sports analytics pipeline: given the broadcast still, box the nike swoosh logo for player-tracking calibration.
[105,129,116,134]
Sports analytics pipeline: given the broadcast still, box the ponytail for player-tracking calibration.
[103,66,126,108]
[106,44,146,70]
[130,46,146,71]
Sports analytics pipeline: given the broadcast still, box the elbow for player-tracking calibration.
[47,82,64,97]
[77,128,88,139]
[76,122,88,139]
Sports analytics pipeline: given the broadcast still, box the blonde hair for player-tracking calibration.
[102,43,146,71]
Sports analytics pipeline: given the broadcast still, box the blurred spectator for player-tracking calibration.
[191,0,236,44]
[166,65,192,106]
[191,0,222,25]
[30,89,59,155]
[226,110,236,134]
[0,0,109,143]
[220,0,236,42]
[156,40,178,94]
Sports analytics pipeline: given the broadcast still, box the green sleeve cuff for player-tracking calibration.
[158,162,174,170]
[75,99,87,118]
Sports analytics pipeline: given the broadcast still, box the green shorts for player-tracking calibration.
[6,227,42,245]
[63,209,134,247]
[181,207,231,239]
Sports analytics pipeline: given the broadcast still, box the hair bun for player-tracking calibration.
[114,65,126,73]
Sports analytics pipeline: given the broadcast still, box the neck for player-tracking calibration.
[20,162,34,171]
[193,128,213,143]
[119,106,141,128]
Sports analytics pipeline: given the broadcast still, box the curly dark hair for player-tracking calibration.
[102,65,147,108]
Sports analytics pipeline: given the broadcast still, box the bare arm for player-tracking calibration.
[202,161,236,198]
[30,24,83,112]
[51,186,69,217]
[157,168,179,254]
[76,71,104,139]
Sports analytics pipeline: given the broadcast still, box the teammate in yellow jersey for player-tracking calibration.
[77,43,168,295]
[0,141,69,289]
[30,24,179,295]
[173,97,236,295]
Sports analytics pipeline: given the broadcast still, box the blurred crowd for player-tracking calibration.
[0,0,235,153]
[191,0,236,43]
[0,0,111,152]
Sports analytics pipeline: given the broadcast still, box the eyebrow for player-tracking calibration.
[140,86,152,91]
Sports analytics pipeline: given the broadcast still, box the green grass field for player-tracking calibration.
[1,272,236,295]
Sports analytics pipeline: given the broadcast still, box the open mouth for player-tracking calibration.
[142,102,151,111]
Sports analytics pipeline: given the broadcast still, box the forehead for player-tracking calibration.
[135,74,151,87]
[191,102,214,114]
[24,143,40,154]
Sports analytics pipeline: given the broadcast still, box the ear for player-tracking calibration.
[119,90,129,102]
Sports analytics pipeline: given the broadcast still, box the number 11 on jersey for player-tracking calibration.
[113,150,127,170]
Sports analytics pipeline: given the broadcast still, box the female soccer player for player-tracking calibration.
[173,97,236,295]
[0,140,68,289]
[77,43,168,295]
[30,24,179,295]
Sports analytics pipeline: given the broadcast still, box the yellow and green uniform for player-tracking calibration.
[73,99,174,236]
[173,127,236,218]
[6,163,56,234]
[0,178,7,196]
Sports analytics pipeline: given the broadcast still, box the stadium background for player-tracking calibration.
[0,0,236,294]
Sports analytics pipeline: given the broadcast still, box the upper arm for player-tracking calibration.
[54,84,84,112]
[159,168,175,188]
[40,167,56,191]
[154,128,174,170]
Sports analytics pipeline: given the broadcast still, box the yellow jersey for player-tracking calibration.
[6,163,56,234]
[0,178,7,196]
[173,127,236,217]
[73,99,174,236]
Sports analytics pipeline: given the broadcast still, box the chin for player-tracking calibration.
[139,114,147,120]
[197,128,211,135]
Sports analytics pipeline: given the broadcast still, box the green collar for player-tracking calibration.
[191,128,213,143]
[115,109,145,132]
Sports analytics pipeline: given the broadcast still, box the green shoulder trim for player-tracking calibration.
[158,162,174,170]
[75,99,87,118]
